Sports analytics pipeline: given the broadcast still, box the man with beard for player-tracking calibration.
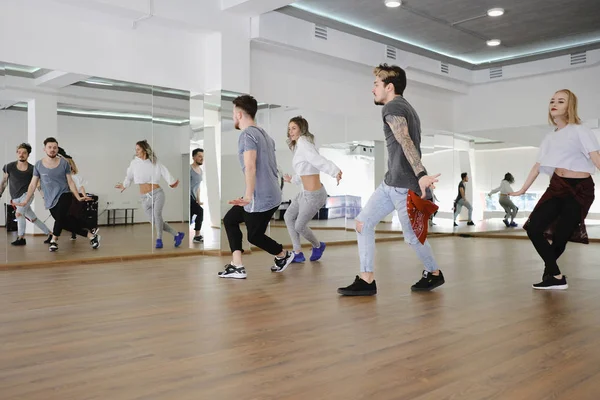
[17,137,100,252]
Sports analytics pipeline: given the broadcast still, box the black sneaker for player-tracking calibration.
[467,221,475,226]
[271,251,294,273]
[43,234,53,244]
[90,234,101,249]
[502,219,509,227]
[218,264,247,279]
[70,234,77,241]
[193,235,204,243]
[533,275,568,290]
[337,276,377,296]
[90,227,99,236]
[11,237,26,246]
[49,241,58,252]
[411,270,445,292]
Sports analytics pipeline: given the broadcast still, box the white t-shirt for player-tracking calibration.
[537,124,600,176]
[489,180,514,195]
[291,136,340,185]
[71,173,87,193]
[122,157,177,188]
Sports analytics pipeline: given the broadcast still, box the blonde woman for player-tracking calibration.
[511,89,600,290]
[281,116,342,266]
[115,140,184,249]
[65,156,96,240]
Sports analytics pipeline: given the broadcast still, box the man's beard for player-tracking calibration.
[374,100,384,106]
[47,153,57,158]
[234,121,240,130]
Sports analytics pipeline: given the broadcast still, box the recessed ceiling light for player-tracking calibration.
[487,8,504,17]
[384,0,401,8]
[487,39,501,46]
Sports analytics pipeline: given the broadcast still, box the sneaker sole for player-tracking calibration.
[218,273,247,279]
[411,280,445,292]
[532,284,568,290]
[337,289,377,296]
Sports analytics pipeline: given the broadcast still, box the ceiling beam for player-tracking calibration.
[34,71,92,89]
[221,0,294,16]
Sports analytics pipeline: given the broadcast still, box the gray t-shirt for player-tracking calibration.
[33,158,72,209]
[190,166,203,201]
[3,161,33,199]
[382,95,424,195]
[238,126,282,213]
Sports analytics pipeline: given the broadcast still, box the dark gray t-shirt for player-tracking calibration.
[3,161,33,199]
[33,158,72,209]
[382,95,423,195]
[238,126,282,213]
[190,166,202,201]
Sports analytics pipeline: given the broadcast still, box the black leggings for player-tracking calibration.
[223,205,283,255]
[527,193,582,277]
[49,193,89,238]
[190,196,204,232]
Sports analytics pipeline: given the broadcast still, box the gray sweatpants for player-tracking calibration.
[284,186,327,252]
[141,188,177,240]
[499,195,518,223]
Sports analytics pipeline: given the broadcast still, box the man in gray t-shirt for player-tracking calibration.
[218,95,293,279]
[17,137,100,252]
[0,143,52,246]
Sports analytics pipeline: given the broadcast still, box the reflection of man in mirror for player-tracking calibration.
[219,94,293,279]
[190,148,204,243]
[16,137,100,252]
[453,172,475,227]
[338,64,444,296]
[1,142,53,246]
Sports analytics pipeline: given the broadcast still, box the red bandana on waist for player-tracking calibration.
[407,190,439,244]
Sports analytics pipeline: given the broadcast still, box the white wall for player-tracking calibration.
[1,110,188,225]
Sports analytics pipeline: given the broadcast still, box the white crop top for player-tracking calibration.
[489,180,513,195]
[122,157,177,188]
[291,137,341,185]
[537,124,600,176]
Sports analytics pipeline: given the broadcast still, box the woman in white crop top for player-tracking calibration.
[488,172,519,227]
[510,89,600,290]
[115,140,185,249]
[281,116,342,264]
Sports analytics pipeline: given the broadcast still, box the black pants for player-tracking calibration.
[49,193,89,238]
[190,196,204,232]
[527,194,582,277]
[223,205,282,255]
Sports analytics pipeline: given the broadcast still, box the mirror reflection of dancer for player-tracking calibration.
[453,172,474,226]
[511,89,600,290]
[190,148,204,243]
[63,155,99,241]
[0,143,52,246]
[116,140,184,249]
[488,173,518,227]
[282,116,342,265]
[17,137,100,252]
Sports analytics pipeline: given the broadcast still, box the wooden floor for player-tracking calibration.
[1,237,600,399]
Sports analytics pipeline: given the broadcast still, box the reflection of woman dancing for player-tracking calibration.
[115,140,185,249]
[511,89,600,290]
[282,116,342,264]
[65,156,99,240]
[488,173,518,227]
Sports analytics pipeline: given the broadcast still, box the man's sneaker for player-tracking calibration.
[453,222,458,227]
[70,234,77,241]
[156,239,163,249]
[49,241,58,252]
[218,264,247,279]
[43,234,53,244]
[90,234,101,249]
[292,251,305,263]
[502,219,509,227]
[11,238,26,246]
[411,270,445,292]
[193,235,204,243]
[509,222,518,227]
[90,227,100,235]
[337,275,377,296]
[310,242,326,261]
[271,251,294,273]
[467,221,475,226]
[533,275,568,290]
[174,232,185,247]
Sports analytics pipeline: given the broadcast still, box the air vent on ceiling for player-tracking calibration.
[386,45,397,60]
[314,25,328,40]
[570,51,587,65]
[489,67,503,79]
[440,62,449,74]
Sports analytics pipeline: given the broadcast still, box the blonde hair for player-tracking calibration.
[286,116,315,151]
[373,63,406,95]
[136,140,157,164]
[67,158,78,174]
[548,89,581,126]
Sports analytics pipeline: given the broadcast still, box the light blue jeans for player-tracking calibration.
[356,182,439,273]
[12,193,52,237]
[454,198,473,222]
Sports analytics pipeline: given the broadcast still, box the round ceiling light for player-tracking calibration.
[487,8,504,17]
[384,0,402,8]
[487,39,501,46]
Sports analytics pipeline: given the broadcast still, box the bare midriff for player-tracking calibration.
[301,174,322,191]
[555,168,591,179]
[139,183,160,194]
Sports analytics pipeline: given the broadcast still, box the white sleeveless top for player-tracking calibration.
[537,124,600,176]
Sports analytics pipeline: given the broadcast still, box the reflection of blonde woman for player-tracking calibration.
[65,156,95,240]
[511,89,600,290]
[281,116,342,266]
[488,172,518,227]
[115,140,184,249]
